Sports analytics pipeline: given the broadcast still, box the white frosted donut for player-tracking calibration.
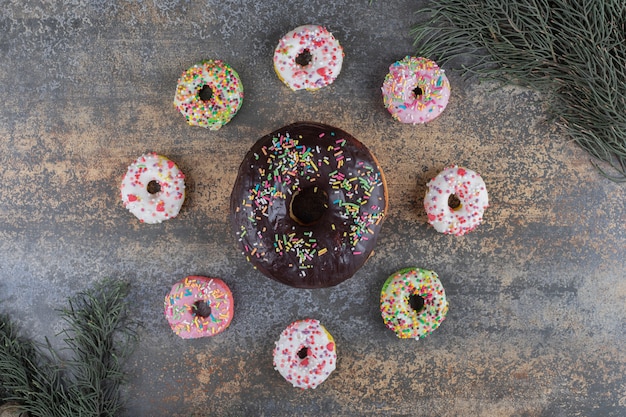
[424,165,488,236]
[120,153,186,224]
[382,56,450,124]
[273,319,337,389]
[273,25,344,91]
[173,60,244,130]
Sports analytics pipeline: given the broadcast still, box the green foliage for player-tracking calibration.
[0,280,137,417]
[413,0,626,181]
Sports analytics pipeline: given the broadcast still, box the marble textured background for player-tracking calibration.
[0,0,624,416]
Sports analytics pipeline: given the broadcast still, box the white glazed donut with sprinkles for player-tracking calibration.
[174,60,244,130]
[273,25,344,91]
[424,165,489,236]
[380,267,449,340]
[273,319,337,389]
[382,56,450,124]
[120,153,185,224]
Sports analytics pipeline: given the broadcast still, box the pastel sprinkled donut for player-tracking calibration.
[424,165,489,236]
[380,268,449,340]
[173,60,244,130]
[273,25,344,91]
[273,319,337,389]
[164,276,234,339]
[381,56,450,124]
[230,122,388,289]
[120,153,185,224]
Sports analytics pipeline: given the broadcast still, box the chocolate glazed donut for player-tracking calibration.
[230,122,388,288]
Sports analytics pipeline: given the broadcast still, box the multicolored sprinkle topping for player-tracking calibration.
[174,60,243,130]
[273,319,337,389]
[382,56,450,124]
[120,153,185,224]
[380,267,449,340]
[164,276,234,339]
[274,25,344,91]
[424,165,489,236]
[230,123,387,288]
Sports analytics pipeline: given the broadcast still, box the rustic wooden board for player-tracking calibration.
[0,1,624,416]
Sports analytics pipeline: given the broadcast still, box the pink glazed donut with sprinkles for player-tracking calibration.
[424,165,489,236]
[120,153,186,224]
[164,276,234,339]
[273,319,337,389]
[273,25,344,91]
[382,56,450,124]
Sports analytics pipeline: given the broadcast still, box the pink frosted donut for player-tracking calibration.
[164,276,234,339]
[382,56,450,124]
[273,25,344,91]
[273,319,337,389]
[424,165,489,236]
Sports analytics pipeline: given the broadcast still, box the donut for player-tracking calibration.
[229,122,388,288]
[120,152,186,224]
[380,267,449,340]
[424,165,489,236]
[381,56,450,124]
[164,276,234,339]
[273,25,344,91]
[273,319,337,389]
[173,60,244,130]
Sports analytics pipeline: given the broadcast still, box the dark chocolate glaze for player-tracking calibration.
[230,122,388,288]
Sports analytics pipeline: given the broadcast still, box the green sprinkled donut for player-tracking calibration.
[380,267,449,339]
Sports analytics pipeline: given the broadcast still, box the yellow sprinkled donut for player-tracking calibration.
[173,60,244,130]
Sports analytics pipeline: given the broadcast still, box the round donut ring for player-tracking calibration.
[164,276,234,339]
[273,25,344,91]
[174,60,244,130]
[120,152,186,224]
[229,122,388,289]
[273,319,337,389]
[382,56,450,124]
[380,267,449,340]
[424,165,489,236]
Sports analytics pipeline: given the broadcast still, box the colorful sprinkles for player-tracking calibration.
[273,25,344,91]
[273,319,337,389]
[164,276,234,339]
[380,267,449,340]
[424,165,489,236]
[230,123,388,288]
[382,56,450,124]
[173,60,244,130]
[120,152,185,224]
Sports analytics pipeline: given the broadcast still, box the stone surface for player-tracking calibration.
[0,1,624,416]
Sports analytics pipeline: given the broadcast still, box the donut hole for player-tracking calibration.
[192,300,212,318]
[290,186,329,226]
[295,49,313,67]
[408,294,426,313]
[147,180,161,195]
[198,85,214,102]
[448,194,462,210]
[297,346,309,359]
[412,86,424,100]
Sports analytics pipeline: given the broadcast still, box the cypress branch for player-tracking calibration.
[413,0,626,181]
[0,279,137,417]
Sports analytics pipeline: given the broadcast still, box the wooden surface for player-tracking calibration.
[1,1,625,416]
